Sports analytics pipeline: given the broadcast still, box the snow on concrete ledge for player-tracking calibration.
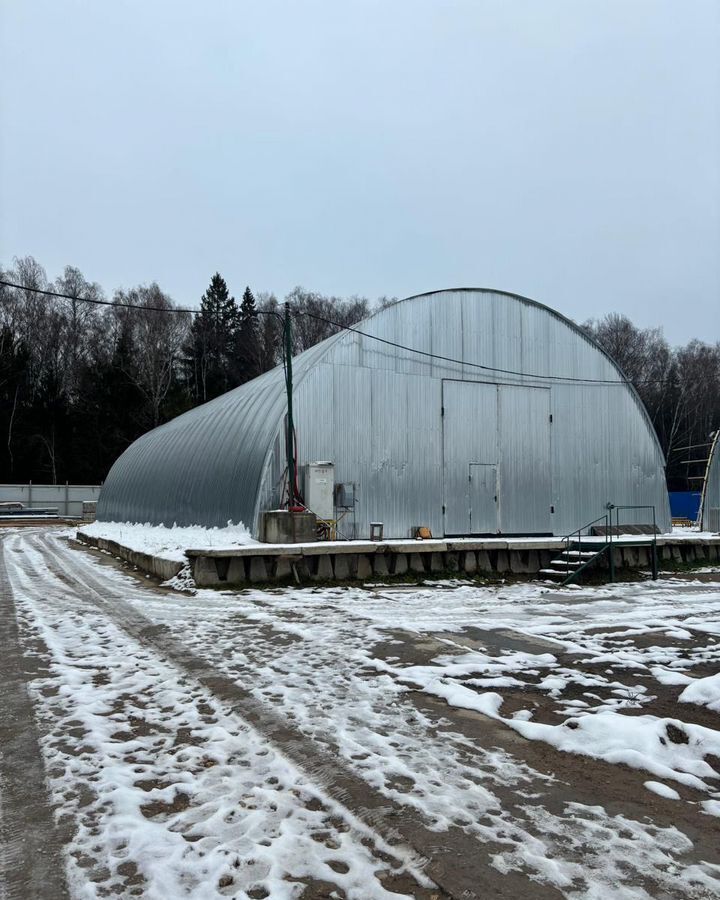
[77,520,256,563]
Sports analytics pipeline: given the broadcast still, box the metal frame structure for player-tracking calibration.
[699,431,720,532]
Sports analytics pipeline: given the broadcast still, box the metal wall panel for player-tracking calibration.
[442,380,498,534]
[98,288,672,537]
[498,385,551,533]
[701,432,720,532]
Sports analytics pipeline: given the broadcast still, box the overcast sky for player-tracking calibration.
[1,0,718,343]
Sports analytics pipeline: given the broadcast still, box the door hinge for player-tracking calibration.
[550,505,555,513]
[442,505,446,515]
[441,406,445,417]
[549,413,553,423]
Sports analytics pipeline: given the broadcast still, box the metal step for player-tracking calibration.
[550,557,584,568]
[557,550,597,561]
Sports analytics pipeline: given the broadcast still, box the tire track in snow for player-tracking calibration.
[0,539,70,900]
[25,530,566,900]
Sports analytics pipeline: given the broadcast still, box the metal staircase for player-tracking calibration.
[540,513,613,585]
[540,505,659,586]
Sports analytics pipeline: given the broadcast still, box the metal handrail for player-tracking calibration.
[609,504,658,579]
[560,502,659,585]
[562,512,611,582]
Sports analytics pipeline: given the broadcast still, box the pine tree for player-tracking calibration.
[234,286,261,384]
[185,273,240,402]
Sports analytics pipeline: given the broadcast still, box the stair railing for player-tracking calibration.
[609,504,658,580]
[562,512,612,582]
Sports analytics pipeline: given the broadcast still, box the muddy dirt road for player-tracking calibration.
[1,528,719,899]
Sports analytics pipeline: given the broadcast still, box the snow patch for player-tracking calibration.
[79,519,256,561]
[644,781,681,800]
[679,672,720,712]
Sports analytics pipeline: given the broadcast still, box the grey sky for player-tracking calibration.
[1,0,718,343]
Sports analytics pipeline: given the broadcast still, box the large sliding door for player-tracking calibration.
[498,385,552,533]
[442,381,499,534]
[443,380,552,535]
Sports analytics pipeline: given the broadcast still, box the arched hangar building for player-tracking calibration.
[97,289,672,538]
[700,431,720,532]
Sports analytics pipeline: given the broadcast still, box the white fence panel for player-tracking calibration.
[0,483,103,518]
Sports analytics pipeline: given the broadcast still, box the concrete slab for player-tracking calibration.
[78,529,720,588]
[355,555,373,580]
[392,554,408,576]
[333,555,351,580]
[248,557,268,583]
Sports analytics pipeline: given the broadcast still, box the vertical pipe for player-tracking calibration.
[652,505,658,580]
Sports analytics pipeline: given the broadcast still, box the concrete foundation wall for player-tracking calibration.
[76,531,720,588]
[186,538,720,587]
[76,533,183,581]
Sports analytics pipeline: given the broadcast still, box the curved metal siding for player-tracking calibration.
[98,288,671,536]
[701,432,720,532]
[277,289,670,537]
[97,335,344,528]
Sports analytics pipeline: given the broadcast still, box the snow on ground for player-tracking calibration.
[6,529,720,898]
[110,560,720,894]
[78,520,257,561]
[6,533,426,900]
[680,672,720,712]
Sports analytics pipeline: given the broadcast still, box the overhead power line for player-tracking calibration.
[0,279,281,318]
[297,307,665,388]
[0,277,666,387]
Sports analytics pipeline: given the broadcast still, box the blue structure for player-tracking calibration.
[668,491,702,523]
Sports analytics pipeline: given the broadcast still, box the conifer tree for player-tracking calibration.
[234,286,261,384]
[186,273,240,401]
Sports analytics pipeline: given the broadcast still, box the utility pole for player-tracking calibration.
[284,302,296,509]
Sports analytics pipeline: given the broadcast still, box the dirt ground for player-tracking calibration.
[1,527,719,899]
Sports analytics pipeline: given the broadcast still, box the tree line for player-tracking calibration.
[0,255,718,490]
[0,256,375,484]
[581,315,719,491]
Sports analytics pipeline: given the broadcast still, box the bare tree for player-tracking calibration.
[285,287,370,353]
[52,266,103,399]
[113,284,191,426]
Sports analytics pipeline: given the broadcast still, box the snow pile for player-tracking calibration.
[679,673,720,712]
[645,780,681,800]
[512,711,720,791]
[78,519,257,561]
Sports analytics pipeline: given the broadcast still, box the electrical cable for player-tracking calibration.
[294,307,670,388]
[1,277,671,387]
[0,279,281,318]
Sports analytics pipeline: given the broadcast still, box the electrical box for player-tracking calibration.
[335,482,355,509]
[303,462,334,520]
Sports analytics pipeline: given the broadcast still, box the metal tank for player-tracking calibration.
[97,288,672,538]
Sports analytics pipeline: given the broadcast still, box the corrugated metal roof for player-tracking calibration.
[98,288,672,535]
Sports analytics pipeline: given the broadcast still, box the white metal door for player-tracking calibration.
[442,380,498,534]
[469,464,499,534]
